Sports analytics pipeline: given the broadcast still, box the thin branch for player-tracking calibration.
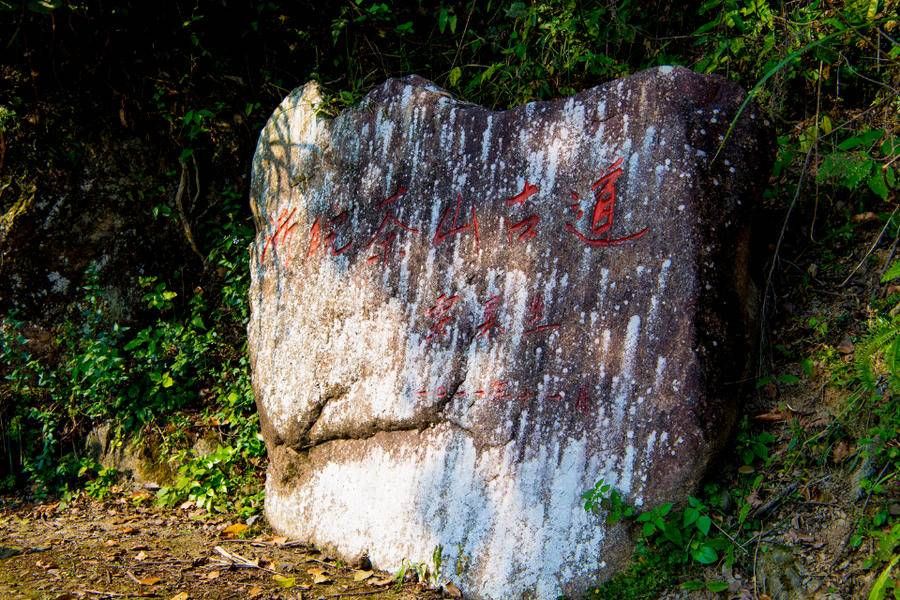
[839,205,899,287]
[759,144,815,376]
[173,162,205,265]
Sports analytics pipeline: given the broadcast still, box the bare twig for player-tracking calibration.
[173,162,205,265]
[212,545,278,574]
[839,204,899,287]
[750,482,800,521]
[759,144,815,376]
[82,591,128,598]
[325,591,388,598]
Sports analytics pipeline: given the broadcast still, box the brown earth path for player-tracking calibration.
[0,495,443,600]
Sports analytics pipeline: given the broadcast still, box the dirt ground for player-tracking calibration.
[0,494,443,600]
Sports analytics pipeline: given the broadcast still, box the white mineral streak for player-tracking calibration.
[249,75,719,600]
[266,424,609,599]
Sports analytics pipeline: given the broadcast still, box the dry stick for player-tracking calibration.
[173,163,205,264]
[325,591,387,598]
[448,0,477,76]
[213,545,279,574]
[750,481,799,521]
[810,60,823,242]
[759,145,815,377]
[838,204,900,287]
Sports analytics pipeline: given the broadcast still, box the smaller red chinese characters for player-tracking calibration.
[425,293,460,342]
[507,214,540,243]
[504,181,539,206]
[306,210,353,259]
[490,380,511,401]
[366,186,419,265]
[574,386,592,416]
[565,157,649,247]
[261,208,299,264]
[523,293,560,335]
[433,193,480,247]
[476,294,502,338]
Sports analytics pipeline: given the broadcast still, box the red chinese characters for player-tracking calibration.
[366,186,419,264]
[504,180,539,206]
[476,294,502,338]
[307,210,353,258]
[565,157,649,247]
[574,386,592,415]
[505,181,541,244]
[507,214,540,243]
[433,193,480,247]
[425,293,460,342]
[260,208,299,264]
[523,293,560,335]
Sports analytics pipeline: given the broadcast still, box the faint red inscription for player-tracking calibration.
[476,294,502,338]
[575,386,592,415]
[261,208,299,263]
[307,210,353,258]
[425,293,460,342]
[565,157,649,246]
[433,193,480,247]
[366,186,419,264]
[490,380,511,401]
[523,293,560,335]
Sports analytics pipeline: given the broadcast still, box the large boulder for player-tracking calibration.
[248,67,769,599]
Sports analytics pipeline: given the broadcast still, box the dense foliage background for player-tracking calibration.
[1,1,897,597]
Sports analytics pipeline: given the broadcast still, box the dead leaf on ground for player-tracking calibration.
[104,539,119,547]
[248,587,263,598]
[836,336,854,354]
[307,566,333,584]
[118,526,139,535]
[138,575,161,586]
[35,559,58,569]
[222,523,248,536]
[832,440,854,463]
[754,410,789,422]
[205,570,221,580]
[272,573,296,589]
[169,593,189,600]
[134,550,147,561]
[352,569,374,581]
[444,581,463,598]
[372,576,394,587]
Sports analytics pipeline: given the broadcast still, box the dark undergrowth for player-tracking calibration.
[0,1,897,597]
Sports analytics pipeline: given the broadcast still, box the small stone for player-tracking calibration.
[836,336,854,354]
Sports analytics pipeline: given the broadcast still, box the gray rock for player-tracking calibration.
[248,67,770,599]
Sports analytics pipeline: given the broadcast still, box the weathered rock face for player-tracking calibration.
[249,67,769,599]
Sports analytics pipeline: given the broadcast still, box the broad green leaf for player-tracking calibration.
[161,372,174,388]
[449,66,462,87]
[697,515,712,536]
[273,574,296,589]
[882,261,900,283]
[707,580,730,592]
[692,544,718,564]
[868,170,889,200]
[683,507,700,527]
[680,580,705,591]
